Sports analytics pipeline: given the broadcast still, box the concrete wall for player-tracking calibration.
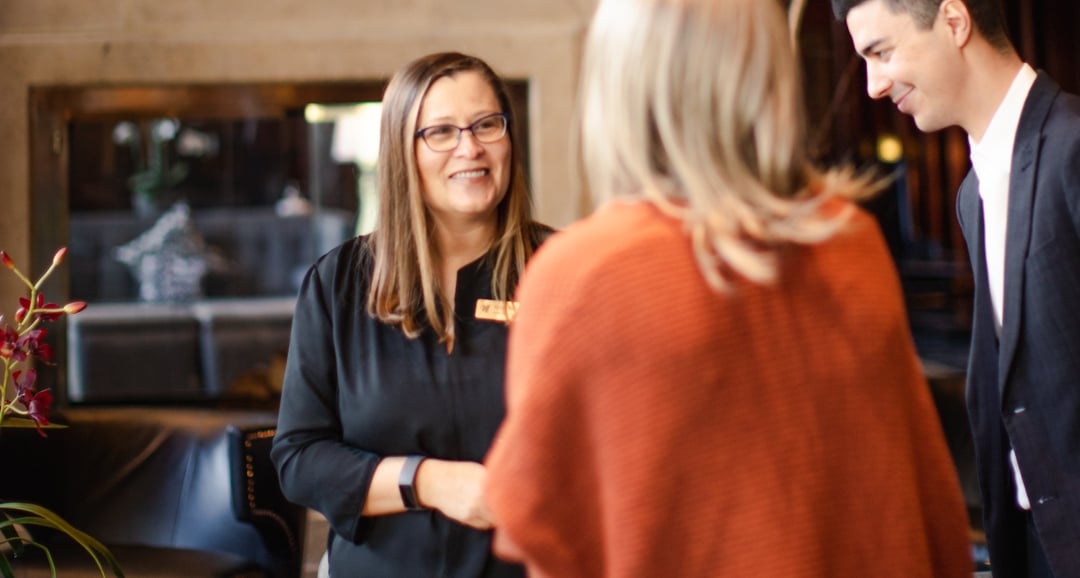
[0,0,597,304]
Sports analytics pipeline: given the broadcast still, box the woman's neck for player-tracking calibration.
[433,216,497,301]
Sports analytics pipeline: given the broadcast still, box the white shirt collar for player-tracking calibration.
[968,63,1037,176]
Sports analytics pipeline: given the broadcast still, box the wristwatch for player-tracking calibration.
[398,455,426,511]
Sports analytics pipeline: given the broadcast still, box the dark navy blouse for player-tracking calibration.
[272,232,544,578]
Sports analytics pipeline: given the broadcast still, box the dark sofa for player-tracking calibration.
[66,298,295,403]
[68,208,353,303]
[2,407,305,577]
[62,207,352,406]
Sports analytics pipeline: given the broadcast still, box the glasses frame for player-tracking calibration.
[415,112,510,152]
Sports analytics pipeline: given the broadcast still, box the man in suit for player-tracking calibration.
[833,0,1080,576]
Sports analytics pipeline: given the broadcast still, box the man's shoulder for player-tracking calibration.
[1027,74,1080,135]
[1029,86,1080,169]
[1046,87,1080,125]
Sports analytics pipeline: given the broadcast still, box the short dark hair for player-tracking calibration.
[831,0,1011,50]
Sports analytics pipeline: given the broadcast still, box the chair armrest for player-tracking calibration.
[228,424,305,577]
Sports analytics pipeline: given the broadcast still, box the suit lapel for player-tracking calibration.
[998,73,1058,397]
[957,172,981,261]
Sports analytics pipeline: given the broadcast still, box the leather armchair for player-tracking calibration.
[2,407,304,577]
[228,424,305,577]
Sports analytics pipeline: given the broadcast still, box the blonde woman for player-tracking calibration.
[484,0,971,576]
[272,52,548,577]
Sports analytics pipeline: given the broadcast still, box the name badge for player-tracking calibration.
[475,299,519,322]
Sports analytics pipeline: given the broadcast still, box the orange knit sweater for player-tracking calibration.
[485,200,971,578]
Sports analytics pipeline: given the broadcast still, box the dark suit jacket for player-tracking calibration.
[956,72,1080,578]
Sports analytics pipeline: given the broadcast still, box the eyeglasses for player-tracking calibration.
[415,113,509,152]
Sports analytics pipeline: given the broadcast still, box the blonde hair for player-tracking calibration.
[368,52,536,345]
[579,0,876,290]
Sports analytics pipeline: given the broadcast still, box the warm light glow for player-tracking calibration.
[877,134,904,164]
[333,103,383,168]
[306,102,384,236]
[304,103,330,123]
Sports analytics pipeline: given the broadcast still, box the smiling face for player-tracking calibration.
[414,70,511,228]
[846,0,965,133]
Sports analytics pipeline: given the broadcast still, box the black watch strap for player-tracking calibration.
[398,455,426,511]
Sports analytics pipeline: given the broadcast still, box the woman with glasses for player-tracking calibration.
[272,51,549,578]
[484,0,973,576]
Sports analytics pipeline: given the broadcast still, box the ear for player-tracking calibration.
[939,0,973,48]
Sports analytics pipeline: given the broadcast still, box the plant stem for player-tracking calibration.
[0,359,9,428]
[32,259,62,293]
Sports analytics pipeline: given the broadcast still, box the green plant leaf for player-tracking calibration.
[1,515,50,532]
[0,503,123,577]
[7,519,118,577]
[19,541,58,575]
[0,549,15,578]
[0,417,67,430]
[0,534,52,577]
[0,511,26,557]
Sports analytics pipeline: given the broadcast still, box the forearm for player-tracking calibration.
[362,457,493,529]
[361,456,412,516]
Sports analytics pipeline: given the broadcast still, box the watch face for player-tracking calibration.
[398,455,426,510]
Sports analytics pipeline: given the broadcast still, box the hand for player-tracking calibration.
[414,459,494,530]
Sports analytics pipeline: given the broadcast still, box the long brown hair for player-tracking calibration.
[367,52,535,347]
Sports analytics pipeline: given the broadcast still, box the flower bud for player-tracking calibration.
[64,301,88,314]
[52,247,69,265]
[1,251,13,270]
